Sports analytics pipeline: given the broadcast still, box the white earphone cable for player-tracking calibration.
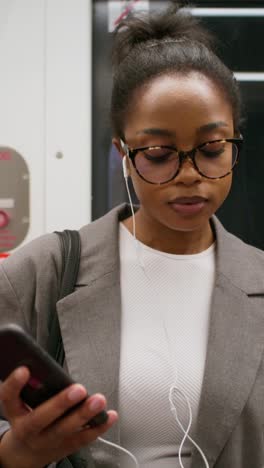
[124,174,136,239]
[98,437,139,467]
[122,166,209,468]
[169,386,209,468]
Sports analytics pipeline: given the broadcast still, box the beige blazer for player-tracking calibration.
[0,203,264,468]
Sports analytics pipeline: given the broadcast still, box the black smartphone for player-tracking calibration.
[0,323,108,428]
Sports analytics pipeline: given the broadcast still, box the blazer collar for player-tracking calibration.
[212,215,264,294]
[75,203,131,287]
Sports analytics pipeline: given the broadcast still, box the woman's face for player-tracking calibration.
[114,72,236,234]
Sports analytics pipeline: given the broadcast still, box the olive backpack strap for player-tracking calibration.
[47,229,81,365]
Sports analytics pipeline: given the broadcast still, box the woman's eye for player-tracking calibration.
[200,143,225,158]
[202,149,224,158]
[143,149,175,161]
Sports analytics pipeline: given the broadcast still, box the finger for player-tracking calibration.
[20,384,88,436]
[79,409,118,435]
[0,367,30,419]
[62,410,118,453]
[49,393,107,436]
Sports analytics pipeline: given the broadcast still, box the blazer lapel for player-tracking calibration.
[55,204,131,443]
[191,275,264,467]
[56,272,121,442]
[191,218,264,467]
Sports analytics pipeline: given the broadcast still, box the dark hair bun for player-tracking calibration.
[112,2,215,69]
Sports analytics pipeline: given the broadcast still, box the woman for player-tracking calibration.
[0,3,263,468]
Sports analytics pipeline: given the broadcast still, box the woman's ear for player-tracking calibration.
[234,128,243,139]
[112,137,125,157]
[112,137,131,178]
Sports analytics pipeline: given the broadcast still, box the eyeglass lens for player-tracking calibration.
[134,141,239,183]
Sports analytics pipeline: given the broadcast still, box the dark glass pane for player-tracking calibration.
[217,82,264,250]
[149,1,264,71]
[92,1,113,219]
[200,16,264,71]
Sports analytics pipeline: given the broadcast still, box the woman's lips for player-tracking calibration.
[168,196,208,215]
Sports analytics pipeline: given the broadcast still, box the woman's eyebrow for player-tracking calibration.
[136,128,176,137]
[197,121,229,134]
[136,123,228,137]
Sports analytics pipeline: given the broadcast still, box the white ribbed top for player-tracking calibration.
[118,222,216,468]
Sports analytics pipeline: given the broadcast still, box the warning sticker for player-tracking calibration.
[108,0,150,32]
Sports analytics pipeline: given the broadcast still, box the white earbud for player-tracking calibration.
[122,155,130,178]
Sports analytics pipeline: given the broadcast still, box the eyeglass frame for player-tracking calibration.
[121,136,244,184]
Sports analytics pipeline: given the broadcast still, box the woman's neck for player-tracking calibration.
[122,209,215,255]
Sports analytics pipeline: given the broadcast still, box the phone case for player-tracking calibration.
[0,324,108,427]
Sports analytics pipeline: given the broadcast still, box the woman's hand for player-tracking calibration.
[0,367,118,468]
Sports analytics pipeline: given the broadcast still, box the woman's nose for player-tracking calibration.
[174,156,202,184]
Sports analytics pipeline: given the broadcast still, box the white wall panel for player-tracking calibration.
[45,0,91,232]
[0,0,92,253]
[0,0,45,245]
